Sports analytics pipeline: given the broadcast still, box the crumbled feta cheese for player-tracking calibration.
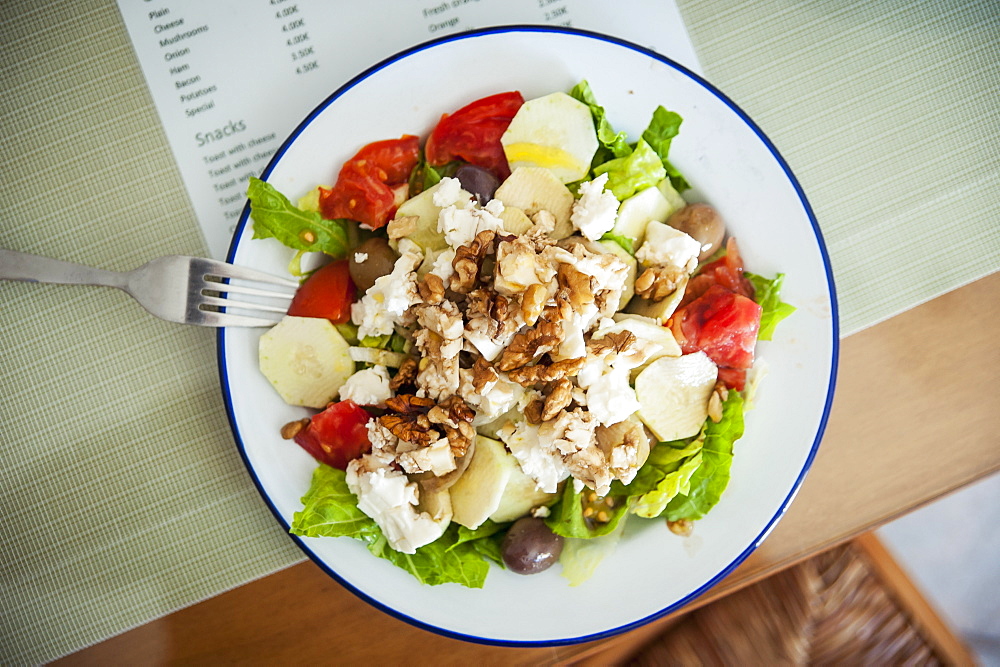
[636,221,701,273]
[461,369,523,424]
[397,437,457,477]
[610,441,641,485]
[431,176,466,208]
[463,327,507,362]
[498,421,571,493]
[586,365,641,427]
[531,505,551,519]
[428,248,456,282]
[345,458,446,554]
[338,365,392,406]
[571,172,618,241]
[351,240,422,338]
[494,237,546,295]
[557,322,587,360]
[354,252,368,264]
[412,301,464,400]
[365,420,400,466]
[544,409,613,496]
[437,198,506,249]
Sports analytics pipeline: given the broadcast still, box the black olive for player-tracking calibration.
[501,517,564,575]
[455,164,500,205]
[348,237,397,292]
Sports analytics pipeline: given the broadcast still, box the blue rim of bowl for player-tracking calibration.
[218,24,839,647]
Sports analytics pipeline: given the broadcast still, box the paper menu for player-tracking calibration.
[116,1,701,259]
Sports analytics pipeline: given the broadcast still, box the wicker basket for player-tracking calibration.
[622,534,975,666]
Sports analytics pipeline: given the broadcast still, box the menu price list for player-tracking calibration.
[118,0,699,259]
[270,0,320,75]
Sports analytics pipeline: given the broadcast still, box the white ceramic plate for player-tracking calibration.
[219,26,838,645]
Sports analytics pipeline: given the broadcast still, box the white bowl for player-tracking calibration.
[219,26,838,646]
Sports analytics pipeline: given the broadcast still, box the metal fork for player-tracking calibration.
[0,249,299,327]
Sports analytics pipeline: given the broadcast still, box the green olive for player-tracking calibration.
[667,203,725,262]
[348,237,397,292]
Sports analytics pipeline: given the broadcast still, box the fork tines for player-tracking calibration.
[190,258,299,327]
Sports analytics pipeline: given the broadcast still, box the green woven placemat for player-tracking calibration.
[1,0,997,663]
[0,2,303,664]
[678,0,1000,333]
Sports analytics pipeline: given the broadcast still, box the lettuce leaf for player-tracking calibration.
[370,524,491,588]
[641,106,690,192]
[631,439,706,518]
[665,391,745,521]
[247,177,349,258]
[570,81,690,193]
[291,464,379,539]
[546,480,631,539]
[569,80,631,165]
[408,153,442,197]
[452,520,507,567]
[593,140,667,200]
[559,516,628,586]
[290,464,491,587]
[746,272,796,341]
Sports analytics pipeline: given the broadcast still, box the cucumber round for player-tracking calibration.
[258,316,355,408]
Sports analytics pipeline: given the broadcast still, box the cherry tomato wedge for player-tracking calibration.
[670,238,761,391]
[293,400,372,470]
[425,91,524,180]
[319,135,420,229]
[287,260,355,324]
[671,284,762,391]
[680,237,754,308]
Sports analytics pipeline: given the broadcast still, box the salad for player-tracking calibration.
[246,82,794,587]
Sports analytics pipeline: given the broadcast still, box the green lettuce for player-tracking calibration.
[559,518,628,586]
[452,520,507,567]
[746,272,796,341]
[290,465,492,587]
[570,80,690,193]
[593,140,667,200]
[569,80,631,165]
[545,479,631,539]
[631,439,706,518]
[408,154,442,196]
[665,391,745,521]
[641,106,690,192]
[247,177,349,258]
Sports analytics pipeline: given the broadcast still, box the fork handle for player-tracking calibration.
[0,249,129,290]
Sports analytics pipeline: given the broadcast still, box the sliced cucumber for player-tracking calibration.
[449,435,517,529]
[612,185,671,246]
[656,177,687,214]
[416,480,453,524]
[489,459,558,524]
[498,205,534,235]
[634,352,718,441]
[500,92,598,184]
[390,181,471,253]
[258,316,355,408]
[598,239,637,310]
[494,167,574,239]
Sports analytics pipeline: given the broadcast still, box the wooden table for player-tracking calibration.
[58,272,1000,665]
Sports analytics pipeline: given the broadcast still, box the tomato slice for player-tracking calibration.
[425,91,524,180]
[680,238,754,308]
[670,238,762,391]
[287,260,355,324]
[293,400,372,470]
[680,285,762,365]
[319,135,420,229]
